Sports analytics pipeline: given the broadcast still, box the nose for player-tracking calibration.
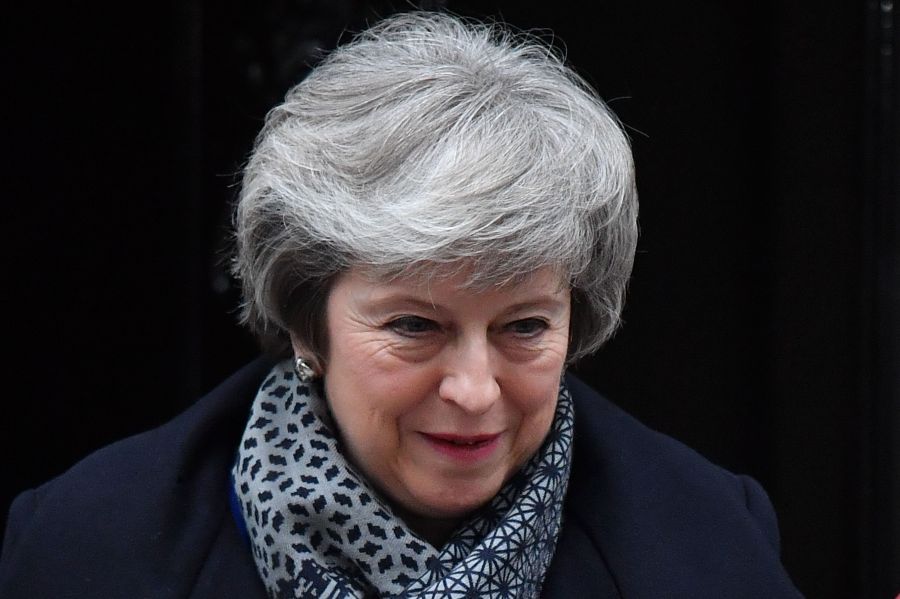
[438,334,501,415]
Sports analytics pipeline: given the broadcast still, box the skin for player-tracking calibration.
[290,266,571,546]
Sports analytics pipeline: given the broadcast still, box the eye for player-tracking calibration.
[386,315,439,337]
[505,318,549,338]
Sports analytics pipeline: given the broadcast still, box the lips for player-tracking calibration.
[420,432,502,462]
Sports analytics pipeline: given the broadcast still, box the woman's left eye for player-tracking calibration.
[505,318,549,337]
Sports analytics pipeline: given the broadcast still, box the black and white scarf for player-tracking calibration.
[233,360,574,598]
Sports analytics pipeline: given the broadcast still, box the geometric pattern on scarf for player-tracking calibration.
[233,359,574,599]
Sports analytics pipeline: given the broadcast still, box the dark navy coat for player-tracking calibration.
[0,358,803,597]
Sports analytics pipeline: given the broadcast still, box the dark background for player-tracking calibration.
[3,1,898,597]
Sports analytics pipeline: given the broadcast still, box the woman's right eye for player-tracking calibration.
[386,316,439,336]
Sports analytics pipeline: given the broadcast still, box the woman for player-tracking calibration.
[0,11,802,598]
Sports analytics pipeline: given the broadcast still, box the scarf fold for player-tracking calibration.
[233,360,574,598]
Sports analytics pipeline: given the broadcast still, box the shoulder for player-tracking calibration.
[544,374,802,598]
[564,373,775,530]
[0,358,273,599]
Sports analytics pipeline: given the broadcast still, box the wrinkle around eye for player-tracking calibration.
[497,324,570,362]
[351,333,439,365]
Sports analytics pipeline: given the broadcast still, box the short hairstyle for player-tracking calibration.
[233,11,638,364]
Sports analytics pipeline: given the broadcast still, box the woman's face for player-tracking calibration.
[296,266,570,522]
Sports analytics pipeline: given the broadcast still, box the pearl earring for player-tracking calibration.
[294,356,317,382]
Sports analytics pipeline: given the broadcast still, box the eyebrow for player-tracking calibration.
[362,296,442,313]
[360,293,569,317]
[499,299,569,316]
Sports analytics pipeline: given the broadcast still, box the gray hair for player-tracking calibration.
[233,11,638,363]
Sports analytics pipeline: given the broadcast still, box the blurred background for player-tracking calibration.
[2,1,898,597]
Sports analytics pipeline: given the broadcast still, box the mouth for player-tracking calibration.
[419,432,502,461]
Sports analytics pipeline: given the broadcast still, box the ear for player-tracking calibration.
[288,332,322,376]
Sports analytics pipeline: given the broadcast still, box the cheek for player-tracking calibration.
[329,325,434,394]
[507,402,558,474]
[330,355,436,420]
[520,380,560,429]
[505,351,565,409]
[505,369,562,449]
[324,339,438,451]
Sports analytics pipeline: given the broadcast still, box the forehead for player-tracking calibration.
[347,263,570,299]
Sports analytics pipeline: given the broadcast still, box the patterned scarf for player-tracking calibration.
[233,360,574,598]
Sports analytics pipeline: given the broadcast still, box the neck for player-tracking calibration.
[394,507,463,548]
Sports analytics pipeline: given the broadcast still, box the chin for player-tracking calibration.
[411,484,501,520]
